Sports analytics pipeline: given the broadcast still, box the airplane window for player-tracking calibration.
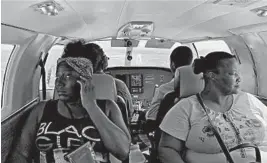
[40,45,64,92]
[1,44,15,85]
[194,40,231,57]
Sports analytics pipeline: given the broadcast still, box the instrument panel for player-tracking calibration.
[130,74,143,94]
[106,67,173,110]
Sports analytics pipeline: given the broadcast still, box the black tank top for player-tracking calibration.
[34,100,110,163]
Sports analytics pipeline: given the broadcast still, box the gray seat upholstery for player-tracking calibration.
[176,65,204,98]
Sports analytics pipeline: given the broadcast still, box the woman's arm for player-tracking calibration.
[247,93,267,150]
[107,99,131,142]
[78,78,131,161]
[84,100,131,161]
[158,131,186,163]
[7,101,46,163]
[158,134,265,163]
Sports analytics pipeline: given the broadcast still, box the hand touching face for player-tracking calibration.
[77,76,97,108]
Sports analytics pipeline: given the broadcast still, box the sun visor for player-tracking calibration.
[111,39,139,47]
[145,39,175,49]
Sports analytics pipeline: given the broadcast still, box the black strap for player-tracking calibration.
[39,59,46,100]
[196,93,235,163]
[63,102,75,120]
[229,143,261,163]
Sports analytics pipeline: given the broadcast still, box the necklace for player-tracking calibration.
[200,94,246,158]
[63,102,88,144]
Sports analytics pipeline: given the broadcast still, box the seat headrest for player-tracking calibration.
[92,74,117,101]
[174,65,204,98]
[54,74,117,101]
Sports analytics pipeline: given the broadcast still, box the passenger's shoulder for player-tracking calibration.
[114,78,126,86]
[162,95,196,120]
[33,100,55,119]
[172,95,197,110]
[33,100,49,111]
[160,79,174,88]
[106,99,117,105]
[37,100,50,106]
[233,91,266,110]
[158,80,174,92]
[114,78,123,83]
[234,91,255,101]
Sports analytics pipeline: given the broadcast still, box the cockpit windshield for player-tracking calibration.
[92,40,182,68]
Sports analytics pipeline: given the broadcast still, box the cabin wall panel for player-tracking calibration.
[1,105,35,163]
[241,32,267,98]
[259,31,267,45]
[2,116,21,163]
[1,27,57,163]
[223,36,257,95]
[2,34,56,119]
[2,35,38,118]
[1,25,36,45]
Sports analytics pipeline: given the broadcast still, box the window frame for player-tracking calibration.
[193,40,232,58]
[1,44,16,107]
[39,45,64,100]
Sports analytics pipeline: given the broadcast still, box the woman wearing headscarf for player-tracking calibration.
[8,41,131,163]
[158,51,267,163]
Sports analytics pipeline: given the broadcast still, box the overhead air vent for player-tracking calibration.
[207,0,261,7]
[117,21,154,39]
[30,0,64,16]
[251,6,267,17]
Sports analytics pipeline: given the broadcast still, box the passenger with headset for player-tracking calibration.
[83,43,134,119]
[158,52,267,163]
[145,46,193,121]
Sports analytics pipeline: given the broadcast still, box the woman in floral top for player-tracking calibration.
[158,51,267,163]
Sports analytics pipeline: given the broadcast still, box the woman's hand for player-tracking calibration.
[77,76,97,108]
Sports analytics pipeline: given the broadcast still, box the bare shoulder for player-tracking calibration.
[32,100,51,121]
[104,100,121,117]
[106,99,117,106]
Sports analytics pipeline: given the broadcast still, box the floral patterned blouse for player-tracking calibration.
[160,91,267,163]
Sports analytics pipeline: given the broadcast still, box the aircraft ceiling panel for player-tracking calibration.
[1,0,267,41]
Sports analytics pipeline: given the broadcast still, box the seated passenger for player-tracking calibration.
[158,51,267,163]
[8,41,131,163]
[145,46,193,121]
[83,43,134,118]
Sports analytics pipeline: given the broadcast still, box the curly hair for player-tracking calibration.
[61,41,106,72]
[61,40,87,59]
[83,43,105,72]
